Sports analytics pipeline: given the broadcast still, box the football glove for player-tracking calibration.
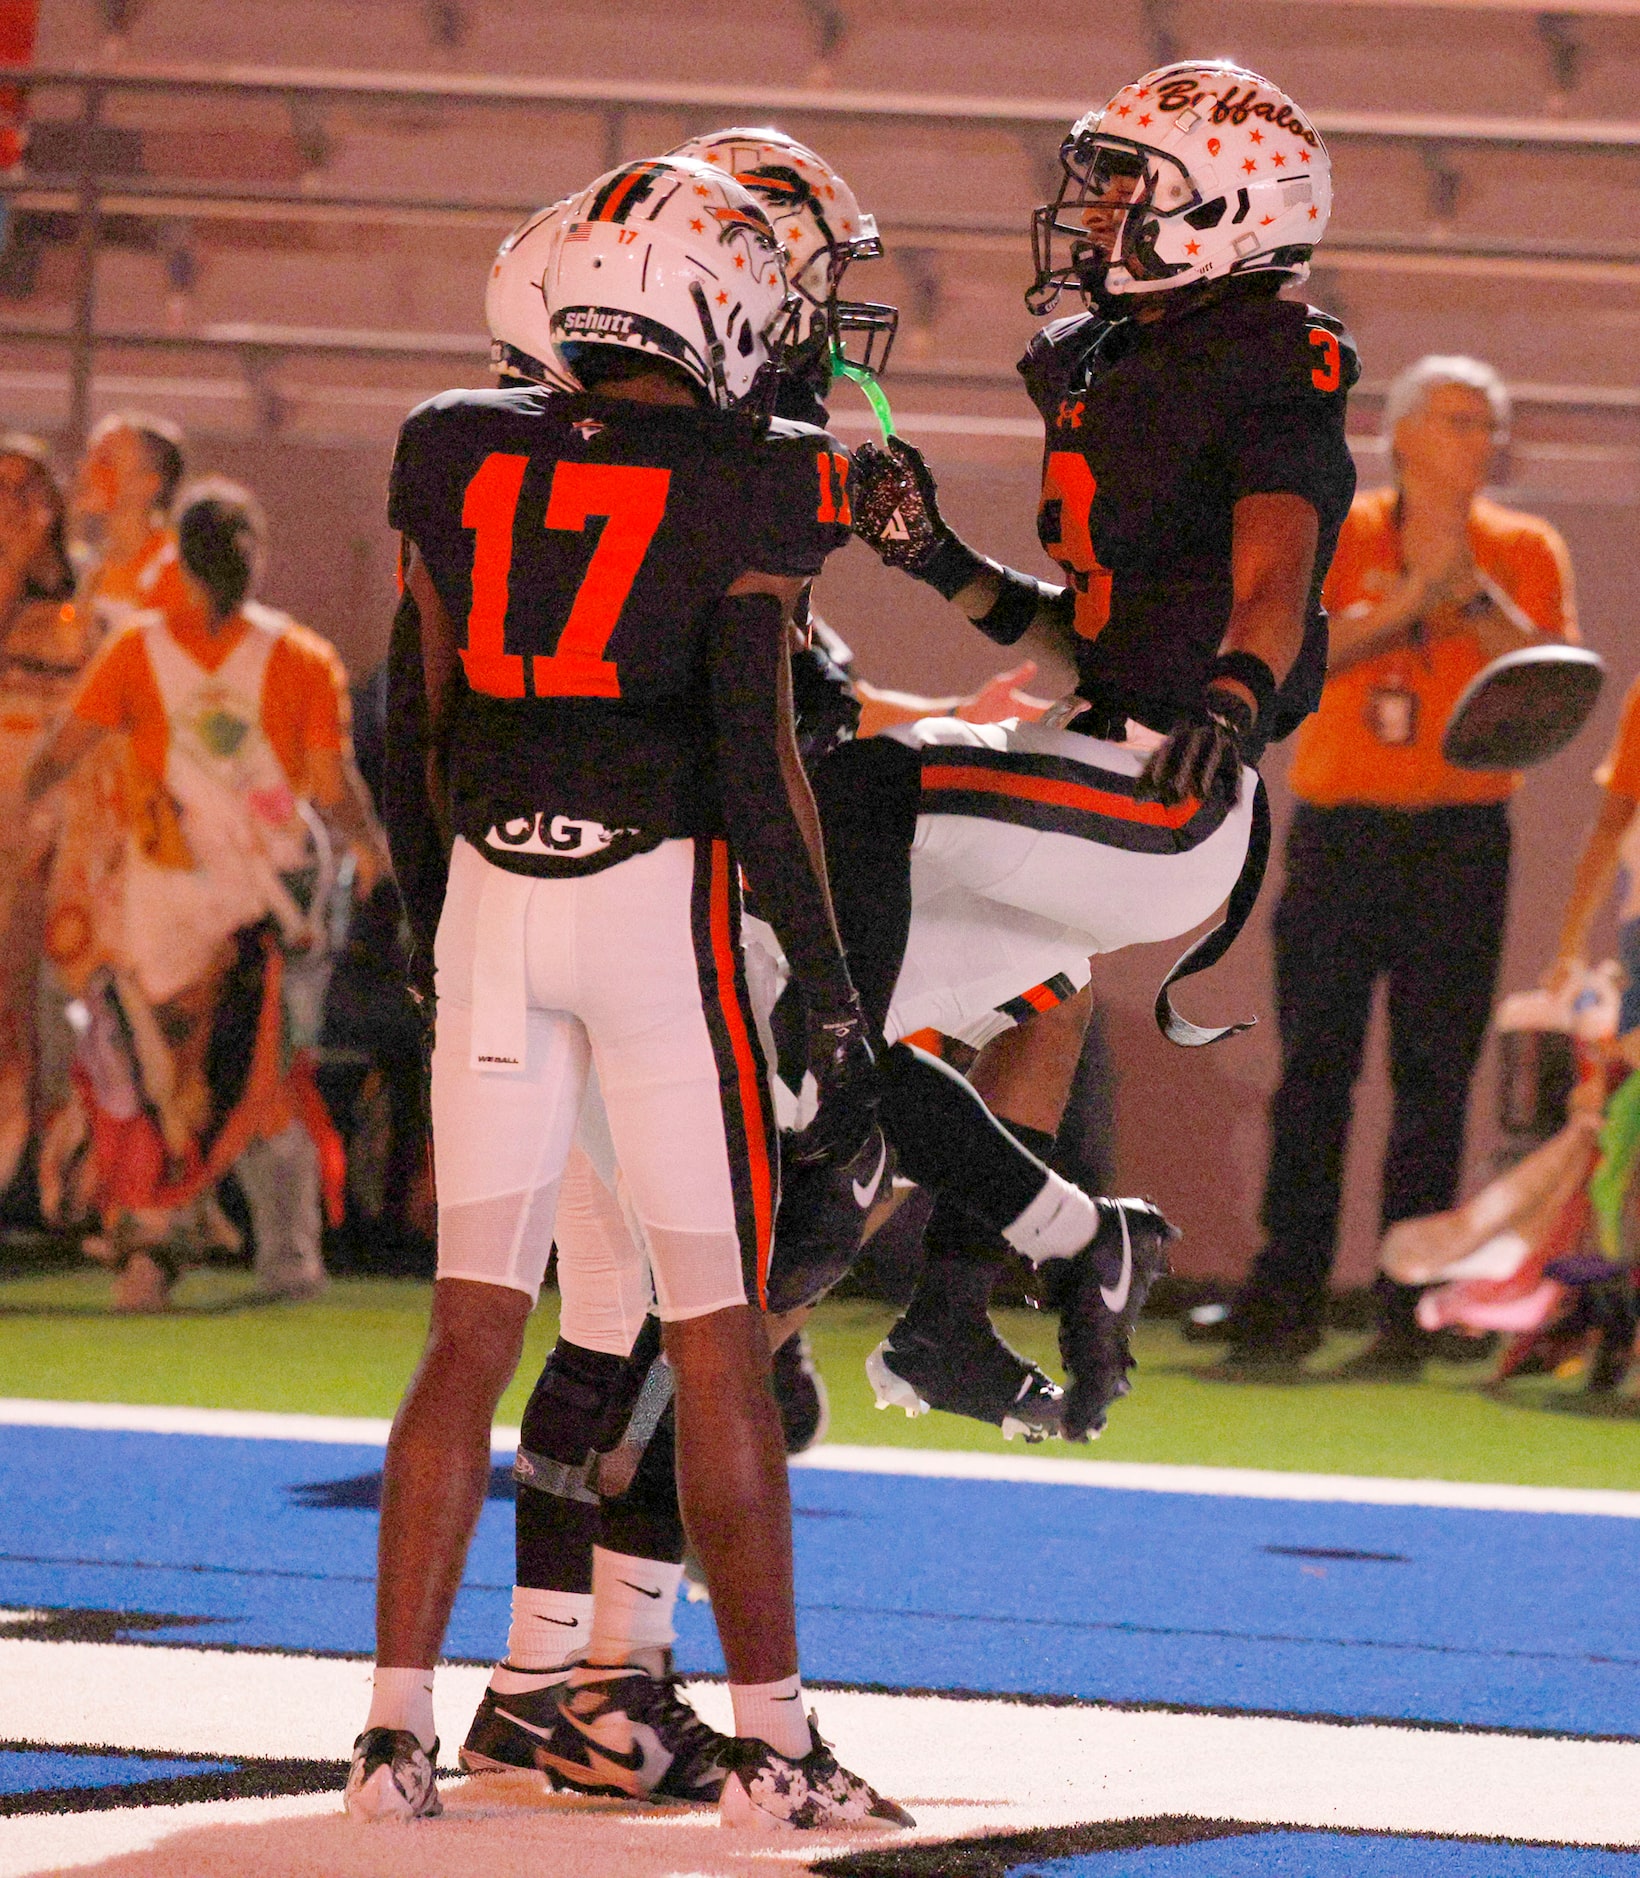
[1136,685,1254,811]
[848,436,954,575]
[786,995,880,1169]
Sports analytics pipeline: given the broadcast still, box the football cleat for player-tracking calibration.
[719,1714,914,1830]
[459,1670,575,1778]
[867,1308,1064,1441]
[531,1660,732,1803]
[764,1126,888,1312]
[1051,1198,1176,1440]
[344,1727,441,1821]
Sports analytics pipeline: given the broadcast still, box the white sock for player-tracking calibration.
[588,1547,683,1665]
[502,1587,593,1674]
[1002,1170,1098,1264]
[366,1666,435,1753]
[730,1674,810,1759]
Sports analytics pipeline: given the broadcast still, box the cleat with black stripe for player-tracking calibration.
[459,1669,575,1778]
[532,1658,732,1803]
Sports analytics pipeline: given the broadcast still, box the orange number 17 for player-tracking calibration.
[460,454,672,700]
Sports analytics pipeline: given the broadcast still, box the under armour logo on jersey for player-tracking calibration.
[1057,399,1085,430]
[572,418,606,440]
[882,508,911,542]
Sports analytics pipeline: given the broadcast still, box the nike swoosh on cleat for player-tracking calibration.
[492,1704,561,1743]
[553,1708,651,1774]
[619,1580,664,1599]
[852,1138,888,1210]
[1099,1210,1133,1314]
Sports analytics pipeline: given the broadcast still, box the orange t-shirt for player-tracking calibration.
[79,527,191,635]
[1288,487,1578,809]
[72,605,349,791]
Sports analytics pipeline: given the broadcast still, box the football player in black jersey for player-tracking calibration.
[348,158,911,1831]
[456,136,1174,1802]
[845,63,1360,1429]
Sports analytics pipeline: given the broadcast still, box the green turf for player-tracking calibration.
[1,1269,1636,1490]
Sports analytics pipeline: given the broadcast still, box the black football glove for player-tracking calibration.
[785,994,881,1169]
[1136,685,1254,811]
[848,436,953,574]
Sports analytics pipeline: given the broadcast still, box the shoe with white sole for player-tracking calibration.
[533,1659,733,1803]
[719,1714,913,1830]
[867,1305,1063,1440]
[459,1669,575,1777]
[344,1727,441,1820]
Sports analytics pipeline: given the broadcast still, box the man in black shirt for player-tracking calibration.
[348,158,908,1832]
[846,62,1359,1427]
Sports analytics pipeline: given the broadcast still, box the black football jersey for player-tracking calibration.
[1019,282,1359,743]
[388,385,852,874]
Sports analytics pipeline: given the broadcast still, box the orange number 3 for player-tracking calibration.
[1309,327,1342,393]
[1041,451,1114,641]
[460,455,672,700]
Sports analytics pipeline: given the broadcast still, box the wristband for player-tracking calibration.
[916,533,989,601]
[973,567,1054,647]
[1204,685,1256,742]
[1206,650,1277,728]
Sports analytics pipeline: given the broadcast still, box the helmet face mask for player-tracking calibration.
[1027,63,1332,317]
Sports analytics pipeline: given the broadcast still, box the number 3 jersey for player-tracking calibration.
[1019,281,1360,746]
[387,384,852,876]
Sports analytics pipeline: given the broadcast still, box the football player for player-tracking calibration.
[456,135,1171,1806]
[844,63,1360,1420]
[349,155,910,1831]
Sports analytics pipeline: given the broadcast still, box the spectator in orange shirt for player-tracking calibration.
[71,413,189,639]
[1219,355,1578,1377]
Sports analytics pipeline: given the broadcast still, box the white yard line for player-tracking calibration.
[4,1397,1640,1517]
[0,1641,1636,1876]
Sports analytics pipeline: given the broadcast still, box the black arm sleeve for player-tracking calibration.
[382,584,451,972]
[706,590,855,1015]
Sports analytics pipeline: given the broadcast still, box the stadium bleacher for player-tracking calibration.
[3,0,1637,1284]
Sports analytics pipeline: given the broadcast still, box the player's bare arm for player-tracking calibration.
[1548,785,1638,986]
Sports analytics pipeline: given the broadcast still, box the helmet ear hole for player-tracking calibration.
[738,321,756,356]
[1184,198,1227,230]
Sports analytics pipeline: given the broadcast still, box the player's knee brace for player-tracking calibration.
[515,1333,650,1594]
[598,1401,686,1565]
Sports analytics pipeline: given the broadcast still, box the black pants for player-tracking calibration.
[1245,801,1511,1336]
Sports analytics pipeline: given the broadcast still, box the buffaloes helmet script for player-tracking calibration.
[1028,62,1333,313]
[668,127,898,379]
[546,156,801,412]
[486,197,581,388]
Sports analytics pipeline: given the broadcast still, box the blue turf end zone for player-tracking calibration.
[1008,1834,1640,1875]
[0,1747,236,1795]
[4,1424,1640,1735]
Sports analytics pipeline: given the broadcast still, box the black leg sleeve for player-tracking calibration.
[810,735,922,1038]
[878,1044,1051,1230]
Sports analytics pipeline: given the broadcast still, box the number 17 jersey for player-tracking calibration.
[388,383,852,875]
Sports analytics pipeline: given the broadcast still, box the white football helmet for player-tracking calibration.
[486,197,580,388]
[535,156,800,412]
[1028,62,1332,314]
[666,126,897,377]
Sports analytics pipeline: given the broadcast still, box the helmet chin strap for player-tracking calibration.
[688,281,732,408]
